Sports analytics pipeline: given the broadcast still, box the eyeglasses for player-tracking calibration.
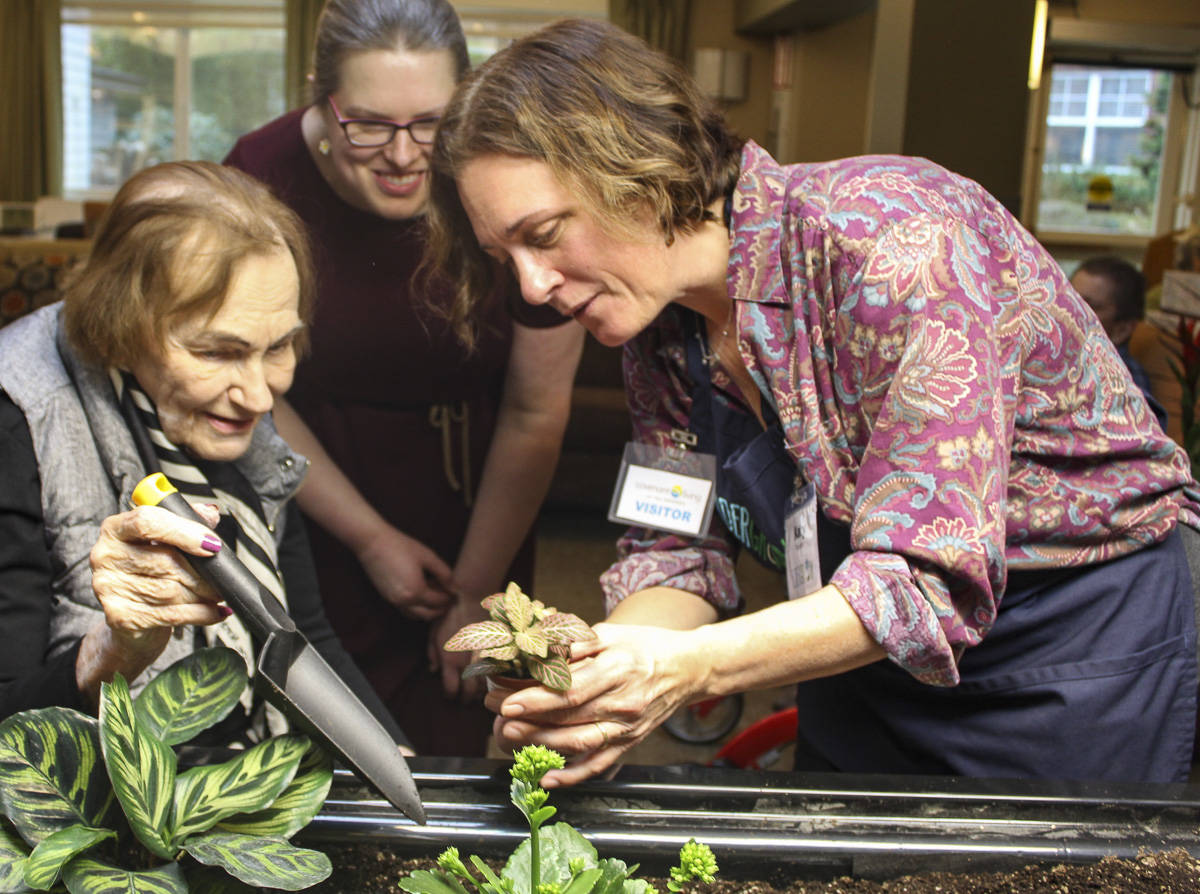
[326,94,440,147]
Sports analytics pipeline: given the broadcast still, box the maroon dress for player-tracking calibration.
[226,110,552,755]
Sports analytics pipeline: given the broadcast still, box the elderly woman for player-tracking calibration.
[0,161,404,747]
[426,19,1199,785]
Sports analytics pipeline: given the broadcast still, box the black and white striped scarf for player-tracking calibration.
[111,368,288,739]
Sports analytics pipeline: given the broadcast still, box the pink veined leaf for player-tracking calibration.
[548,643,571,659]
[529,654,571,691]
[513,628,549,659]
[540,612,595,644]
[462,659,513,680]
[480,644,520,661]
[502,589,534,632]
[444,620,513,652]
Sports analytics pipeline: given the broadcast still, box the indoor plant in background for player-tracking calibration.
[444,583,596,691]
[0,647,333,893]
[399,745,719,894]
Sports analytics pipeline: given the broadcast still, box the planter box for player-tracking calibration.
[299,757,1200,882]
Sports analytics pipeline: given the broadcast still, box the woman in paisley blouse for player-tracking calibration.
[426,19,1200,784]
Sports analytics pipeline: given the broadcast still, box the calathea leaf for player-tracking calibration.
[98,674,176,860]
[24,823,115,890]
[168,734,307,845]
[213,742,331,839]
[528,654,572,691]
[134,648,245,746]
[0,708,117,845]
[182,831,331,890]
[181,862,258,894]
[0,820,31,893]
[60,857,186,894]
[443,620,513,652]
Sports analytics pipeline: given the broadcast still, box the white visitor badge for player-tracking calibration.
[784,481,822,599]
[608,441,717,538]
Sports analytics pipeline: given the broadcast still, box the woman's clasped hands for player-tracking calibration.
[485,622,705,787]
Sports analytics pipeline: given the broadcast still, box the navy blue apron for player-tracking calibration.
[684,311,1197,782]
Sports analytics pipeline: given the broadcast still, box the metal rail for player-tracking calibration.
[300,758,1200,880]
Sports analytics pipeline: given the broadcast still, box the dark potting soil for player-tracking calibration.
[303,843,1200,893]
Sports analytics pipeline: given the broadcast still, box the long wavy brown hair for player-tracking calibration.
[425,17,744,348]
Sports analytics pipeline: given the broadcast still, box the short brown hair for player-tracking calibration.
[62,161,315,368]
[425,17,744,346]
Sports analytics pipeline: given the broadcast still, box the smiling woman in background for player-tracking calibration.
[425,18,1199,786]
[0,161,404,749]
[225,0,583,755]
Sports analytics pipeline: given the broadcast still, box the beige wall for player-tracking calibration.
[687,0,774,147]
[783,8,875,164]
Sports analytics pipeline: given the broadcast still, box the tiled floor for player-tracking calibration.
[486,510,795,770]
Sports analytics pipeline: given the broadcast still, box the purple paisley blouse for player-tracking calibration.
[599,141,1200,686]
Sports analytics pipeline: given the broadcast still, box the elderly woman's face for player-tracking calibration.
[130,248,304,462]
[457,154,681,347]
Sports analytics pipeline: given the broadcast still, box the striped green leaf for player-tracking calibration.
[443,621,513,652]
[98,675,176,860]
[134,648,245,746]
[528,654,571,691]
[478,644,519,661]
[183,831,331,890]
[0,821,31,892]
[0,708,117,845]
[214,743,331,839]
[168,735,307,845]
[181,863,258,893]
[24,824,114,890]
[60,856,185,894]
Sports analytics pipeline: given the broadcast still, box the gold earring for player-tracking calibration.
[317,138,331,156]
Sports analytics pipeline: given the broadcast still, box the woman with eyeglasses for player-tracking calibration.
[224,0,583,756]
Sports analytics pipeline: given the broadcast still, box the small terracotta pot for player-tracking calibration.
[485,674,540,694]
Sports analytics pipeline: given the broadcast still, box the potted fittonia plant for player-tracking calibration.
[0,647,333,893]
[399,745,718,894]
[444,583,596,691]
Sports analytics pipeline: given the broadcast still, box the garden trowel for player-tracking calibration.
[131,472,426,824]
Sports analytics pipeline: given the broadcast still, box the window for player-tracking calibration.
[1023,18,1200,249]
[1034,64,1171,236]
[61,2,285,197]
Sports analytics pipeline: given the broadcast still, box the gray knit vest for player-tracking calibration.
[0,304,307,695]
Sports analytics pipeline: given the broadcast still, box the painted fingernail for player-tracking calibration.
[218,605,233,618]
[201,536,223,553]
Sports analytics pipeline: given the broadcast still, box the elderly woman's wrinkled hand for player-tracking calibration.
[89,504,230,651]
[485,622,704,787]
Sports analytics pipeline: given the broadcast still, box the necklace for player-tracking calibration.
[697,302,735,367]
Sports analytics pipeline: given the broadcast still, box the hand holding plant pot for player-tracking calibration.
[443,582,596,691]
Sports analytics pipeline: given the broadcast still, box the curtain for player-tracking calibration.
[285,0,326,110]
[609,0,692,62]
[0,0,62,201]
